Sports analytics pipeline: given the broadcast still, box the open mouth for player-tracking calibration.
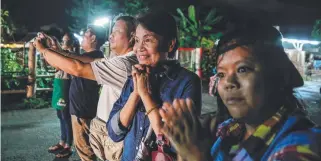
[138,55,149,60]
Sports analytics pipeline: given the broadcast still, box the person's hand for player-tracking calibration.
[132,66,140,97]
[159,99,208,161]
[132,64,151,97]
[38,32,63,51]
[48,36,62,51]
[32,37,46,52]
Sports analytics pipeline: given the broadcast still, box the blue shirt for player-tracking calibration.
[69,50,104,118]
[107,61,202,161]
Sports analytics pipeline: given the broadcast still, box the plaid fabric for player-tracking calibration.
[211,107,321,161]
[219,107,287,160]
[216,118,245,139]
[268,144,320,161]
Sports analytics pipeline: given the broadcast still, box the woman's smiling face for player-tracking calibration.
[133,24,167,67]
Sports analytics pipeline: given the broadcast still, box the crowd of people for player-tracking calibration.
[32,11,321,161]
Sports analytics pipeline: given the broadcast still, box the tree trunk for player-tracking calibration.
[26,45,37,98]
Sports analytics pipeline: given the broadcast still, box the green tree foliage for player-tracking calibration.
[1,10,10,42]
[1,10,9,28]
[123,0,150,16]
[176,5,222,48]
[1,48,53,110]
[1,48,24,73]
[175,5,223,78]
[1,48,54,90]
[1,10,18,42]
[312,19,321,41]
[1,48,26,90]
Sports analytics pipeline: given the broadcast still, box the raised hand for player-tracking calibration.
[159,99,208,161]
[132,66,140,96]
[38,32,63,51]
[32,37,46,52]
[132,64,152,97]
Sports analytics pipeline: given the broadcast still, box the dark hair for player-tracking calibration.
[63,32,73,39]
[215,23,303,90]
[87,25,107,48]
[62,32,75,45]
[137,11,178,58]
[115,16,137,47]
[63,32,80,53]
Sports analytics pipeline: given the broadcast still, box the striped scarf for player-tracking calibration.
[215,107,288,161]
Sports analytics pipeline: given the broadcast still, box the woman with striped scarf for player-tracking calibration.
[159,24,321,161]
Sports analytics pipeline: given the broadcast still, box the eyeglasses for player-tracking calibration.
[134,35,159,48]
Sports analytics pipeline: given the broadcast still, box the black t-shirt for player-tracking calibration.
[69,50,104,118]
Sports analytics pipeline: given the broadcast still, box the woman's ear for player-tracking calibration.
[168,39,177,53]
[90,35,97,44]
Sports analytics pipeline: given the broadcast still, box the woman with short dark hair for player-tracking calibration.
[160,24,321,161]
[107,11,202,161]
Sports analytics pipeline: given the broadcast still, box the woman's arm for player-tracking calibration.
[140,93,163,135]
[119,92,141,128]
[107,79,140,141]
[134,64,163,135]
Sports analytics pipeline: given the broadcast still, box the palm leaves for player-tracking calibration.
[176,5,222,49]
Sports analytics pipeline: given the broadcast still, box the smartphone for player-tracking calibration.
[30,32,44,43]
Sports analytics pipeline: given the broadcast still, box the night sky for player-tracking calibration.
[2,0,321,39]
[2,0,73,31]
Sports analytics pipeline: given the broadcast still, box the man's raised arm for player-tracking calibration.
[34,39,96,80]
